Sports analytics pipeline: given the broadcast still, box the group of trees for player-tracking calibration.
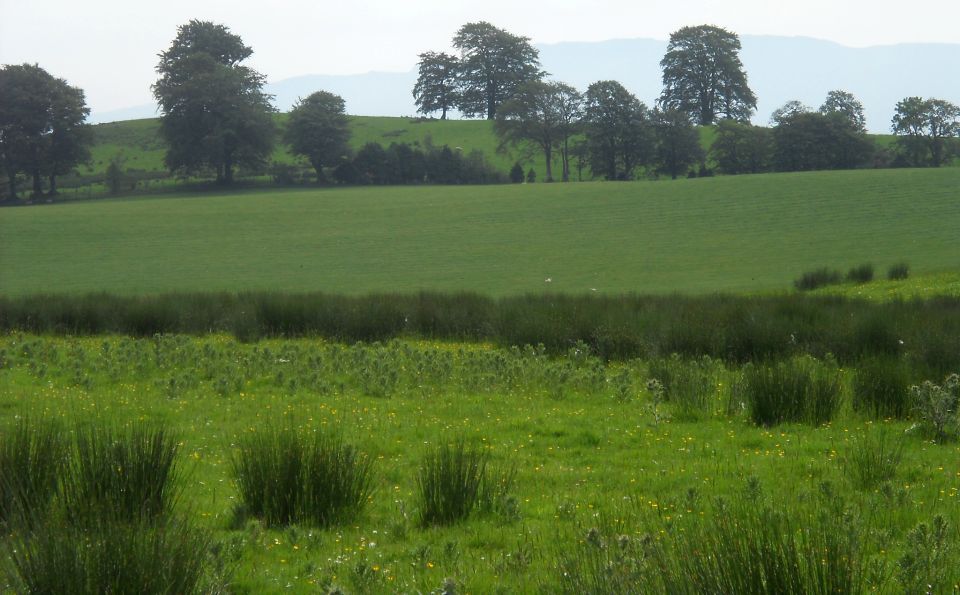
[416,24,756,181]
[3,20,958,201]
[712,91,960,175]
[494,79,706,182]
[0,64,91,200]
[413,22,544,120]
[713,91,876,174]
[329,141,504,185]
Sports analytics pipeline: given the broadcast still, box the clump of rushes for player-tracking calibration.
[6,516,215,595]
[655,496,864,594]
[843,426,904,490]
[853,356,912,419]
[417,438,488,526]
[0,419,66,527]
[846,263,874,283]
[887,262,910,280]
[739,356,843,426]
[231,426,374,527]
[61,423,182,524]
[794,267,842,291]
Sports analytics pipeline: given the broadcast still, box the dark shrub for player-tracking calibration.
[887,262,910,280]
[846,263,874,283]
[794,268,842,291]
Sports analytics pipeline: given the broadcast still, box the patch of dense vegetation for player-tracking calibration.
[2,334,959,592]
[3,292,959,372]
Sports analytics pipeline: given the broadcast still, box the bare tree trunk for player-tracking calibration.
[6,172,17,201]
[31,168,43,197]
[48,174,58,196]
[543,143,553,182]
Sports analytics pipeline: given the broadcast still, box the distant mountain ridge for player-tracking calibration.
[90,35,960,133]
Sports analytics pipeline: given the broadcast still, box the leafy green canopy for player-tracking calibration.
[453,22,543,120]
[153,20,275,184]
[413,52,461,120]
[283,91,350,181]
[659,25,756,126]
[0,64,91,200]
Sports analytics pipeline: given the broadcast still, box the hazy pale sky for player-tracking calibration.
[3,0,959,114]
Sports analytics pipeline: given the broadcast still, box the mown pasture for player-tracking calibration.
[3,168,959,297]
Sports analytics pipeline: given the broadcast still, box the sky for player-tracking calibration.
[3,0,960,115]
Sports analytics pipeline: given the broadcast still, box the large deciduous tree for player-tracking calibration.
[412,52,460,120]
[153,20,275,184]
[820,90,866,132]
[453,21,542,120]
[582,81,652,180]
[0,63,91,200]
[283,91,350,182]
[659,25,756,125]
[891,97,960,167]
[494,81,581,182]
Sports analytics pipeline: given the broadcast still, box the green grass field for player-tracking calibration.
[2,168,959,297]
[3,335,958,593]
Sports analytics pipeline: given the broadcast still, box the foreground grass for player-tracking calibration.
[3,168,959,297]
[2,334,958,593]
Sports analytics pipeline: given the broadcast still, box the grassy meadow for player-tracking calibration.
[3,162,960,593]
[2,334,959,593]
[3,167,959,297]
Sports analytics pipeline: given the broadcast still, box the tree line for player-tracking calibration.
[416,22,959,180]
[2,20,959,202]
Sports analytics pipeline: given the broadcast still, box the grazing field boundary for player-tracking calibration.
[3,291,959,371]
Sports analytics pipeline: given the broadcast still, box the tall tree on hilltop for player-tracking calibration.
[659,25,756,125]
[494,80,581,182]
[153,20,275,184]
[453,22,542,120]
[284,91,350,182]
[582,80,653,180]
[413,52,460,119]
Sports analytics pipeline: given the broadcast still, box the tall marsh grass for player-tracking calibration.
[739,357,843,426]
[231,427,374,527]
[553,492,865,594]
[853,356,912,418]
[0,419,66,527]
[61,423,182,524]
[6,517,215,595]
[417,439,489,526]
[3,291,959,371]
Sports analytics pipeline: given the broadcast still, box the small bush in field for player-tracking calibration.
[417,439,488,526]
[887,262,910,280]
[846,263,874,283]
[231,427,374,527]
[0,419,66,527]
[794,268,842,291]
